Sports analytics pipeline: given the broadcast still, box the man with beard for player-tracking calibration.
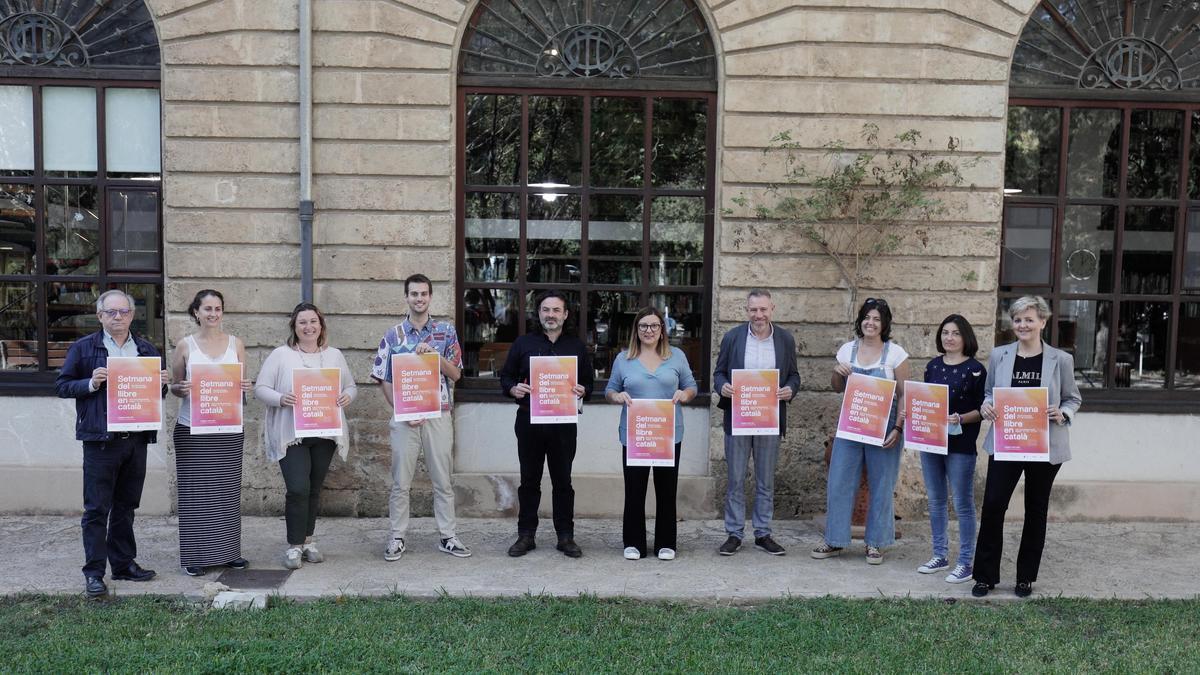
[499,291,594,558]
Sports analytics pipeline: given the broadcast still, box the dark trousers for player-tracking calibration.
[973,456,1062,585]
[622,443,681,556]
[278,438,336,546]
[515,414,576,538]
[81,436,148,577]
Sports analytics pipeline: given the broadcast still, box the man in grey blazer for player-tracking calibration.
[713,289,801,555]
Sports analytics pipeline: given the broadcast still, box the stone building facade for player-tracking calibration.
[3,0,1198,523]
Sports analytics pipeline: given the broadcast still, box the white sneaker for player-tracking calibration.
[865,545,884,565]
[283,546,303,570]
[383,537,405,562]
[623,546,641,560]
[439,536,472,558]
[657,548,676,561]
[302,542,324,563]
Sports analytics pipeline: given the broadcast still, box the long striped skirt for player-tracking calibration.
[173,423,244,568]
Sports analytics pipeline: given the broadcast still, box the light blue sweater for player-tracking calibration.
[605,346,697,444]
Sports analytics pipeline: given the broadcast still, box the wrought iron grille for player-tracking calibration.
[0,0,159,69]
[460,0,715,81]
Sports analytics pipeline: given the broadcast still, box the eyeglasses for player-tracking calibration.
[99,309,133,318]
[637,323,662,332]
[864,298,888,308]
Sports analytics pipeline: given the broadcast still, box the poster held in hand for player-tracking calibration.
[293,368,342,437]
[391,353,442,422]
[835,373,897,446]
[731,369,779,436]
[626,399,676,467]
[903,380,949,454]
[190,362,244,434]
[530,356,578,424]
[106,356,163,432]
[992,387,1050,462]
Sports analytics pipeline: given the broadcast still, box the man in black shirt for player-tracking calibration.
[499,291,594,558]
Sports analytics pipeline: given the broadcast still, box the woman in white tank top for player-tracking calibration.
[168,290,253,576]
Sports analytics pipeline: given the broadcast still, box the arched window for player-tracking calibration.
[456,0,717,393]
[0,1,162,389]
[1003,1,1200,407]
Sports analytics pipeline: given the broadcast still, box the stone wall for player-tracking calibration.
[146,0,1039,520]
[709,0,1035,521]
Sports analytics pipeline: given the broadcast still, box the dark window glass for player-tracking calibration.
[0,184,35,275]
[1177,302,1200,390]
[108,189,160,272]
[0,281,37,370]
[1121,207,1174,295]
[591,97,643,187]
[464,193,520,283]
[1115,301,1170,389]
[588,195,642,285]
[117,282,164,351]
[653,289,703,380]
[465,94,521,186]
[1185,210,1200,290]
[46,281,98,349]
[461,288,519,377]
[1067,108,1121,198]
[45,185,99,276]
[529,96,583,188]
[1005,106,1060,196]
[1060,205,1114,294]
[1001,205,1053,285]
[652,98,707,189]
[1127,109,1181,199]
[1056,299,1110,389]
[588,290,641,378]
[526,194,581,284]
[650,197,704,286]
[1189,113,1200,198]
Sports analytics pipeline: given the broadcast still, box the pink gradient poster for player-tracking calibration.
[732,369,779,436]
[993,387,1050,462]
[903,380,949,454]
[530,356,578,424]
[189,362,243,434]
[292,368,342,437]
[391,353,442,422]
[626,399,676,467]
[836,373,897,445]
[106,356,162,432]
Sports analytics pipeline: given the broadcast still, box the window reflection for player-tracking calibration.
[1127,109,1180,200]
[1116,301,1170,389]
[1122,207,1174,295]
[461,288,519,377]
[47,281,99,365]
[529,96,583,187]
[465,94,521,186]
[1001,205,1053,285]
[45,185,100,276]
[1057,300,1109,389]
[0,184,35,275]
[109,190,160,271]
[1177,303,1200,390]
[526,195,581,284]
[465,193,520,283]
[591,97,643,187]
[652,98,706,189]
[588,195,642,285]
[0,281,37,370]
[588,290,640,378]
[651,197,704,286]
[1067,108,1120,198]
[1005,106,1060,196]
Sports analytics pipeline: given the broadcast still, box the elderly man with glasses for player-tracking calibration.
[56,289,168,598]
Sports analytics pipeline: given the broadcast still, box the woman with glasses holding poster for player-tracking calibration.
[973,296,1081,598]
[915,314,986,584]
[168,289,254,577]
[254,303,356,570]
[812,297,909,565]
[605,307,697,561]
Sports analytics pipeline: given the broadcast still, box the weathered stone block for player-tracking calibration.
[166,174,299,209]
[725,80,1006,118]
[721,148,1002,190]
[165,209,300,245]
[313,212,453,247]
[163,32,298,67]
[165,139,299,174]
[157,0,297,41]
[312,71,451,106]
[313,142,451,177]
[722,115,1006,154]
[313,106,451,142]
[314,247,453,281]
[163,68,298,104]
[166,243,300,279]
[164,103,299,139]
[314,35,451,70]
[313,176,451,211]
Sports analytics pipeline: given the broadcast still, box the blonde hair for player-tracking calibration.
[626,306,671,360]
[1009,296,1052,321]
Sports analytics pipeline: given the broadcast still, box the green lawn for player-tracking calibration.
[2,595,1196,673]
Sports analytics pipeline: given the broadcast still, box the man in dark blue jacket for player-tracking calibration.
[56,289,168,597]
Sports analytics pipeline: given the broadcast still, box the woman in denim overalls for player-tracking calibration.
[812,298,909,565]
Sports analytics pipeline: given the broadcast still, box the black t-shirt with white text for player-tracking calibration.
[1011,353,1043,388]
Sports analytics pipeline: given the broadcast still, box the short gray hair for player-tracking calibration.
[1008,295,1051,321]
[747,289,772,301]
[96,289,136,312]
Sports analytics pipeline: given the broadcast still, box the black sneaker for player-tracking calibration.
[1015,581,1033,598]
[183,566,205,577]
[226,558,249,570]
[507,534,536,557]
[718,535,741,556]
[754,536,786,556]
[971,581,994,598]
[556,538,583,558]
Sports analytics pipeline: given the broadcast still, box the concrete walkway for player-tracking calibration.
[2,516,1196,601]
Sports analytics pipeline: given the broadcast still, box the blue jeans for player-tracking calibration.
[825,437,901,548]
[919,452,977,567]
[723,434,780,539]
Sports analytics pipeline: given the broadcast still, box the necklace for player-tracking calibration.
[296,346,324,368]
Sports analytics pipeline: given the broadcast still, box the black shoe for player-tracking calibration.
[111,562,156,582]
[183,566,205,577]
[556,538,583,558]
[84,576,107,598]
[1015,581,1033,598]
[971,581,994,598]
[226,558,249,570]
[507,535,536,557]
[718,535,741,556]
[754,536,786,556]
